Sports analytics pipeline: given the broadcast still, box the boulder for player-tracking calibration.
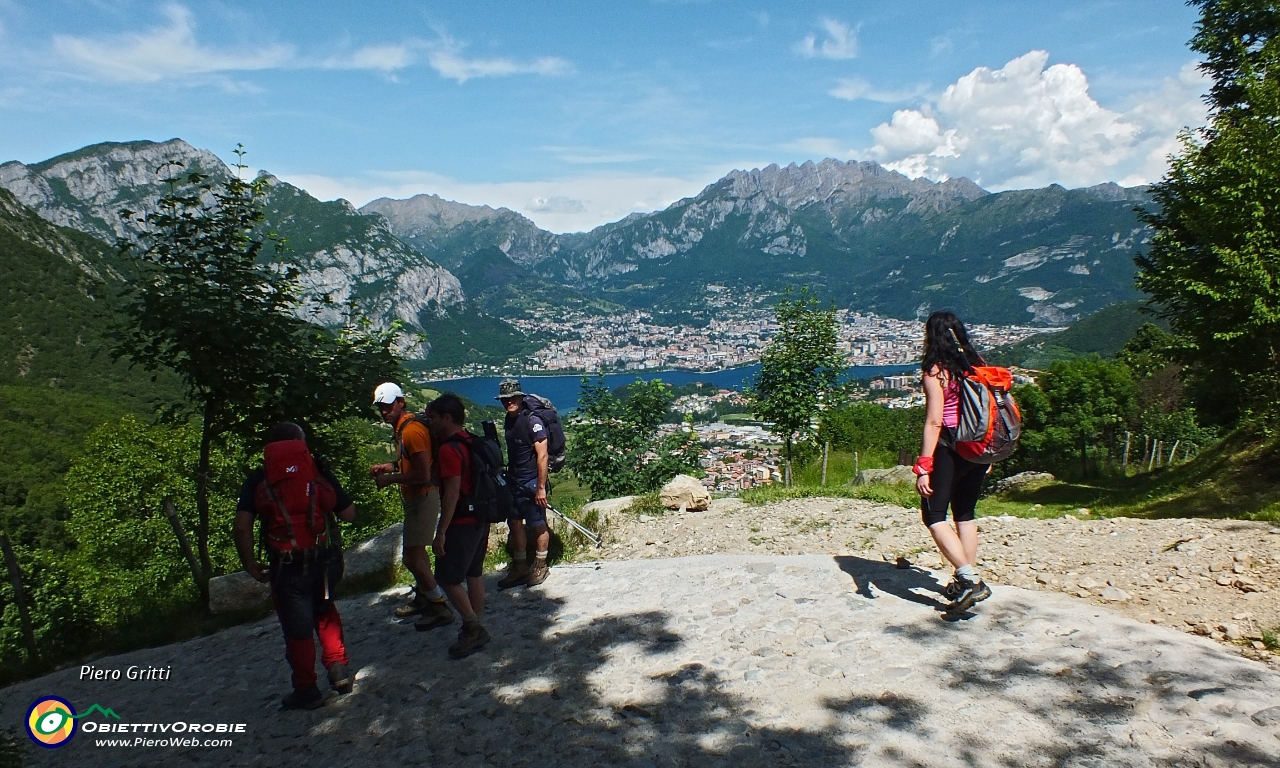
[344,522,403,582]
[990,471,1055,495]
[208,523,405,614]
[660,475,711,511]
[581,496,638,523]
[850,465,915,486]
[208,571,271,614]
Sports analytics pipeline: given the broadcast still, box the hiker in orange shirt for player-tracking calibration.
[369,383,455,631]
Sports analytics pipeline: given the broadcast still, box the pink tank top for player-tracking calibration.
[941,377,960,429]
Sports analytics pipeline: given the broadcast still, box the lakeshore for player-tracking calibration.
[425,363,917,411]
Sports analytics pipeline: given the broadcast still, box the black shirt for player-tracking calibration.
[237,463,354,517]
[504,408,547,485]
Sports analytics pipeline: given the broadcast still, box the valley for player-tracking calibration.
[1,140,1151,374]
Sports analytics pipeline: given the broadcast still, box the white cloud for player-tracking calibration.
[829,77,925,103]
[52,4,293,83]
[276,168,722,233]
[528,195,585,213]
[794,18,858,60]
[48,7,568,85]
[426,37,571,83]
[865,50,1209,189]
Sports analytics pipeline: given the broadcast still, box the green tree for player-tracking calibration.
[63,416,244,628]
[115,151,402,604]
[1136,0,1280,423]
[1038,358,1139,476]
[748,288,844,484]
[568,378,704,499]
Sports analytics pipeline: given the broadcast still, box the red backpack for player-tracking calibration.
[950,366,1022,464]
[253,440,337,552]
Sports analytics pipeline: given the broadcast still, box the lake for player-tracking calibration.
[427,363,917,411]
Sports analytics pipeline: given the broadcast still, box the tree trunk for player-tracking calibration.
[0,532,39,663]
[785,437,793,487]
[1080,439,1088,478]
[164,499,207,606]
[196,400,215,598]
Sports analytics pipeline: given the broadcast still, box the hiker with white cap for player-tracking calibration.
[495,379,553,588]
[369,382,455,631]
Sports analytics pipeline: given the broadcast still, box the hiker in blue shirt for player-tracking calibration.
[494,379,552,588]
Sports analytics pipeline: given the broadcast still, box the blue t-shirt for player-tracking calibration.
[504,409,547,485]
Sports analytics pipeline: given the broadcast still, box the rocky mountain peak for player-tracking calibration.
[0,138,230,241]
[711,157,989,213]
[362,193,519,231]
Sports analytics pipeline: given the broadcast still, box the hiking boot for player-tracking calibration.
[414,599,456,632]
[394,588,429,618]
[527,560,550,587]
[943,578,963,602]
[947,577,992,613]
[326,663,352,694]
[497,562,530,590]
[448,621,491,659]
[281,686,324,710]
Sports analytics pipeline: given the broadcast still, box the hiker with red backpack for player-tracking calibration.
[233,422,356,710]
[425,393,494,658]
[913,311,1021,614]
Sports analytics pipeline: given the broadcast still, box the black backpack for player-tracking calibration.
[520,394,567,472]
[445,431,515,524]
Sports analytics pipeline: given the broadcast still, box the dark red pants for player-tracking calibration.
[270,549,348,691]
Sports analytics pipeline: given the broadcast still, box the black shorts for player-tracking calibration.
[434,523,491,585]
[921,445,987,527]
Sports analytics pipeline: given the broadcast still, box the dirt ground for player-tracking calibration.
[581,496,1280,666]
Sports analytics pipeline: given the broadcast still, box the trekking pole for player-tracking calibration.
[546,505,601,548]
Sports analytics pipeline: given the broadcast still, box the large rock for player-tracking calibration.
[660,475,711,511]
[208,523,404,613]
[344,522,403,582]
[990,471,1056,495]
[208,571,271,614]
[850,465,916,486]
[581,496,638,523]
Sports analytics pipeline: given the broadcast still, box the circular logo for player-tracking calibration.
[25,696,77,749]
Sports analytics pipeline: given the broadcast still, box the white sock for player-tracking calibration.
[424,585,445,601]
[535,550,548,562]
[956,564,979,581]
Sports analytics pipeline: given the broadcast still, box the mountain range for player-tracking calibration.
[0,140,1156,369]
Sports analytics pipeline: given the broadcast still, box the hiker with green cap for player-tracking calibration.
[495,378,552,588]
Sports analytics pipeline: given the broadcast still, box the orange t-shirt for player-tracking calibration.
[395,413,435,498]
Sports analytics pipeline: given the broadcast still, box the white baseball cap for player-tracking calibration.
[372,382,404,405]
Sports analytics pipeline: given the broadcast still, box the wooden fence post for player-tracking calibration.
[0,532,39,662]
[1169,439,1181,466]
[164,500,207,606]
[1122,432,1131,472]
[821,442,830,487]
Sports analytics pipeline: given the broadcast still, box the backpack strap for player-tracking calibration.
[260,479,302,551]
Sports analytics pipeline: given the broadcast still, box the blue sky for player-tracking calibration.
[0,1,1207,232]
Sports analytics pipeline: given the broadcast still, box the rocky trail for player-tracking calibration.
[4,497,1280,767]
[596,497,1280,663]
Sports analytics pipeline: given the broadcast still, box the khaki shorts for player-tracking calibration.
[401,488,441,549]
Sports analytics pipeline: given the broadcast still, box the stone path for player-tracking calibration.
[599,498,1280,661]
[5,555,1280,767]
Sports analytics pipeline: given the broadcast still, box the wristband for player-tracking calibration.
[912,456,934,476]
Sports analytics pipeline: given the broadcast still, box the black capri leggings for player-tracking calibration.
[921,445,987,526]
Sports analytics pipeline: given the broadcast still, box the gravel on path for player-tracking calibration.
[4,555,1280,768]
[596,497,1280,662]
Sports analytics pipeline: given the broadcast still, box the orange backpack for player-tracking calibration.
[950,366,1022,463]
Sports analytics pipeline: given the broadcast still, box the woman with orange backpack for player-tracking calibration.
[913,311,994,613]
